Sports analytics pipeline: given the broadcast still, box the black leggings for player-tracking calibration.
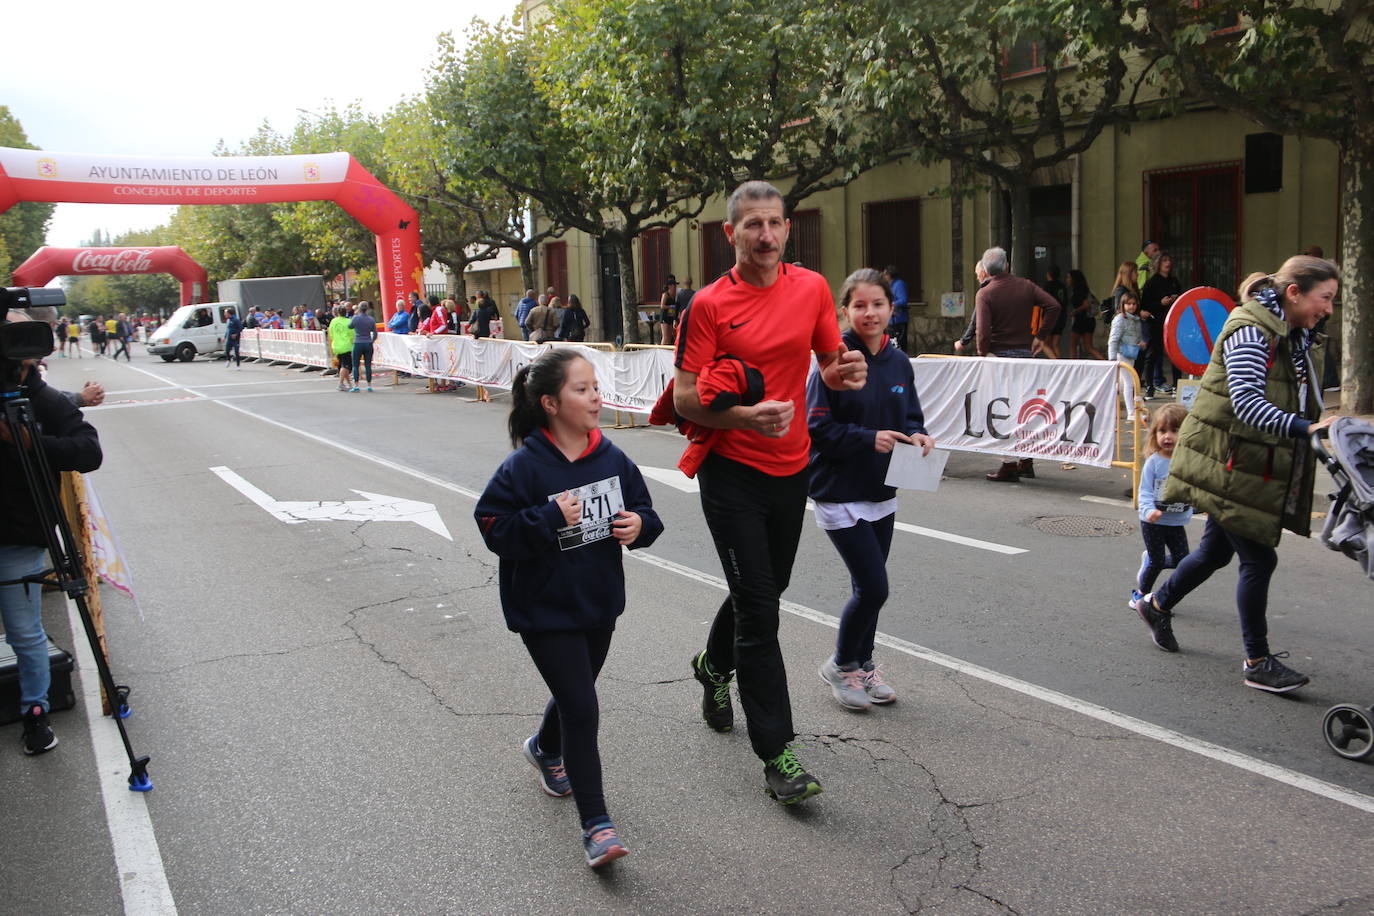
[1138,521,1190,594]
[521,628,614,827]
[826,514,895,666]
[1154,516,1278,659]
[699,453,808,761]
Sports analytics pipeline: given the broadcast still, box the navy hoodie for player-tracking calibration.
[474,428,663,633]
[806,329,927,504]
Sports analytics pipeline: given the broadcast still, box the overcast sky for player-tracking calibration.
[8,0,515,249]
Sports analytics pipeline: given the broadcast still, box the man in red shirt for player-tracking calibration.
[674,180,867,805]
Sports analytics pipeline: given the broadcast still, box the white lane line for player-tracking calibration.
[1081,495,1134,509]
[64,597,177,915]
[86,397,205,412]
[106,378,320,395]
[102,365,1374,818]
[889,520,1026,555]
[639,466,1026,554]
[627,552,1374,816]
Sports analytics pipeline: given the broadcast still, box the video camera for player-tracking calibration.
[0,286,63,361]
[0,287,62,389]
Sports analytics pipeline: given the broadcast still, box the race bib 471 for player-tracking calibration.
[550,476,625,550]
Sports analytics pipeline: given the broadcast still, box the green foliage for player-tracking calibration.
[0,107,55,284]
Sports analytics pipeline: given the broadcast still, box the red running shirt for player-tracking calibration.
[675,264,842,476]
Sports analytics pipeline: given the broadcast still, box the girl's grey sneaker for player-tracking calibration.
[819,657,872,710]
[860,662,896,704]
[1243,652,1310,693]
[522,735,571,797]
[582,820,629,868]
[1131,592,1178,652]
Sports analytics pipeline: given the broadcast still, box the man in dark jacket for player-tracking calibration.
[974,246,1062,482]
[1,321,103,755]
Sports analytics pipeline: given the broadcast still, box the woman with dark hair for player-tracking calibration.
[1131,256,1339,692]
[1066,269,1104,359]
[557,294,591,342]
[1140,252,1182,397]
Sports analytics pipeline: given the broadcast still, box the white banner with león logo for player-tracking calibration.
[911,356,1119,467]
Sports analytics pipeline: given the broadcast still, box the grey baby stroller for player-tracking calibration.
[1312,417,1374,760]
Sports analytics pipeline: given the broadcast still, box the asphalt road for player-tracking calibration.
[3,346,1374,915]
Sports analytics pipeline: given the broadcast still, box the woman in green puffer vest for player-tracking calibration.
[1130,256,1339,693]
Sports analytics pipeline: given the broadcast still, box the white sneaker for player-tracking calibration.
[819,657,871,710]
[860,662,896,705]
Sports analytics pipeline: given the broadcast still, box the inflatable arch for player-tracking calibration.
[0,148,422,320]
[13,245,209,307]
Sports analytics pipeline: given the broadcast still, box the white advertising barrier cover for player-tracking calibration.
[250,329,329,368]
[372,335,672,414]
[911,356,1119,467]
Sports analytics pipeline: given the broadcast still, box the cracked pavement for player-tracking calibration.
[5,357,1374,915]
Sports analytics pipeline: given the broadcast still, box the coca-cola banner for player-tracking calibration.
[0,147,422,318]
[12,245,209,307]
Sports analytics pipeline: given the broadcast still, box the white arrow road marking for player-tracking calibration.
[637,465,1026,554]
[209,466,452,540]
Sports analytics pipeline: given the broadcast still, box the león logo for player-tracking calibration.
[36,157,58,179]
[1017,389,1057,426]
[303,163,321,182]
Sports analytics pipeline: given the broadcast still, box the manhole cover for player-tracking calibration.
[1027,515,1134,537]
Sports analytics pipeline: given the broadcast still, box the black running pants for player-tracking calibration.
[698,452,808,761]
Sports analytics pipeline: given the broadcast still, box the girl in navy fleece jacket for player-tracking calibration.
[474,349,662,868]
[806,269,934,711]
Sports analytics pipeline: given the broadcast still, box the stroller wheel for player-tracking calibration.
[1322,704,1374,761]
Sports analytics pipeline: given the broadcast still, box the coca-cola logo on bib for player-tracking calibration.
[71,249,156,274]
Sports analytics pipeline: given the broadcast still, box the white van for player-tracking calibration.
[146,302,239,362]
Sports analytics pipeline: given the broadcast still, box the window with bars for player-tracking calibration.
[1146,163,1241,293]
[863,198,922,302]
[640,228,672,303]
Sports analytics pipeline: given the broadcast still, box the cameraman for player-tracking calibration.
[1,310,102,755]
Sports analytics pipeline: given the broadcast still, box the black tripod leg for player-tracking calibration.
[4,397,152,791]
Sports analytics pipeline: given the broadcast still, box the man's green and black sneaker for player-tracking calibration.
[763,746,822,804]
[691,650,734,732]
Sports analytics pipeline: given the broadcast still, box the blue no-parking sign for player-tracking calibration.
[1164,286,1236,377]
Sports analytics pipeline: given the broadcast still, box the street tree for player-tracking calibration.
[0,107,55,285]
[443,14,705,342]
[1133,0,1374,412]
[846,0,1156,278]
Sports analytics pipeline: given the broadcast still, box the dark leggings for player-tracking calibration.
[352,342,374,384]
[699,453,808,761]
[521,628,614,828]
[826,514,895,666]
[1154,516,1278,660]
[1138,521,1190,593]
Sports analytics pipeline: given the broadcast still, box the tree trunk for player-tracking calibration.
[1007,180,1034,279]
[950,162,965,294]
[613,234,643,345]
[1340,141,1374,415]
[517,246,536,298]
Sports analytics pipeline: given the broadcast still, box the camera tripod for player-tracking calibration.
[1,389,151,791]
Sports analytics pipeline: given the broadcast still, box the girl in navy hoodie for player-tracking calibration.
[474,349,662,868]
[807,269,934,711]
